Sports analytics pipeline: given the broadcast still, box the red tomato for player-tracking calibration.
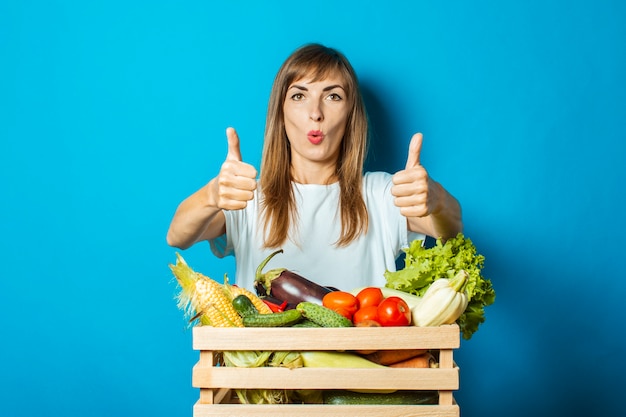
[355,287,384,309]
[322,291,359,319]
[352,305,380,325]
[376,296,411,326]
[334,307,353,320]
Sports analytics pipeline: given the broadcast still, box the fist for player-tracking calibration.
[212,127,257,210]
[391,133,434,218]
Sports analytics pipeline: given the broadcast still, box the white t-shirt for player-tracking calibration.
[210,171,424,292]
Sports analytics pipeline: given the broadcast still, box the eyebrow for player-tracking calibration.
[289,84,345,92]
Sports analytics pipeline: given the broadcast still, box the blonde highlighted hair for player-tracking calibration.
[259,44,369,248]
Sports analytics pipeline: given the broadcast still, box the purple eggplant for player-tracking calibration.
[254,249,332,305]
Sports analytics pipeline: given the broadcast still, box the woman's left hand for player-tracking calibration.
[391,133,440,218]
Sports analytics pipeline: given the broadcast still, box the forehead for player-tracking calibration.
[289,74,346,88]
[289,63,348,86]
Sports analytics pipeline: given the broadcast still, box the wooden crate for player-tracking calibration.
[192,324,460,417]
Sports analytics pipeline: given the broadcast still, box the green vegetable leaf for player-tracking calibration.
[384,233,495,340]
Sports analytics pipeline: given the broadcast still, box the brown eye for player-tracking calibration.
[328,93,343,101]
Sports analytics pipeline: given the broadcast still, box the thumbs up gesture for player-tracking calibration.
[391,133,439,218]
[210,127,258,210]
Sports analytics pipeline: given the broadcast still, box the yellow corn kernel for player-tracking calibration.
[193,276,244,327]
[169,253,243,328]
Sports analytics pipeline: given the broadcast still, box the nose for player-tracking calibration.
[309,101,324,122]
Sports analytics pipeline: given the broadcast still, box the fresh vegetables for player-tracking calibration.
[355,319,381,328]
[388,352,437,368]
[412,270,469,327]
[355,287,384,309]
[350,286,423,313]
[224,277,273,315]
[352,305,379,325]
[349,287,416,327]
[363,349,428,366]
[221,349,304,404]
[322,291,359,320]
[169,253,244,327]
[376,296,412,326]
[242,309,303,327]
[359,348,438,371]
[291,319,322,328]
[232,294,260,317]
[254,249,332,305]
[378,287,423,309]
[296,301,354,327]
[300,350,386,368]
[299,351,395,394]
[170,254,297,404]
[260,295,293,312]
[323,390,438,405]
[384,233,495,340]
[169,240,485,405]
[232,294,304,328]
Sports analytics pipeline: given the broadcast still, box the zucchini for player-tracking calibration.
[242,309,303,327]
[296,302,353,327]
[232,294,259,317]
[323,390,439,405]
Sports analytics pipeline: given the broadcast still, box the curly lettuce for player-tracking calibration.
[384,233,495,340]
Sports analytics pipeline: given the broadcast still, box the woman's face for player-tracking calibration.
[283,74,350,175]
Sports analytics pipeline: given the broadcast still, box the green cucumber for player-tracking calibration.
[323,390,439,405]
[232,294,259,317]
[291,319,322,328]
[296,302,353,328]
[242,309,303,327]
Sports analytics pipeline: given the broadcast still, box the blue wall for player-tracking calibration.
[1,1,624,416]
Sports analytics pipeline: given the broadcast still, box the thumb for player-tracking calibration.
[225,127,243,162]
[405,133,423,170]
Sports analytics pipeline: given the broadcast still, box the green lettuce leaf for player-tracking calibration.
[384,233,495,340]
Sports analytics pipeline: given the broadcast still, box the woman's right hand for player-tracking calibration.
[209,127,258,210]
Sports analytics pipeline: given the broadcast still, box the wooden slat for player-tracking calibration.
[192,325,460,351]
[192,366,459,391]
[213,388,231,404]
[197,351,215,404]
[194,402,460,417]
[439,349,454,369]
[439,390,453,406]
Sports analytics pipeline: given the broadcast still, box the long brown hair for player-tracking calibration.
[259,44,369,248]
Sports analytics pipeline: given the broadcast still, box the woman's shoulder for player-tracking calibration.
[363,171,393,189]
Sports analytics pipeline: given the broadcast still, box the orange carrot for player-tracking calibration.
[388,352,437,368]
[364,349,428,365]
[354,349,377,355]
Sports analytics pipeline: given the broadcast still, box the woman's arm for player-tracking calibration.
[166,179,227,249]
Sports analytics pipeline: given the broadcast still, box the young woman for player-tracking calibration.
[166,44,462,291]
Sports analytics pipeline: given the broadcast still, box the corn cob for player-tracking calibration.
[169,253,299,405]
[169,253,243,327]
[223,275,273,315]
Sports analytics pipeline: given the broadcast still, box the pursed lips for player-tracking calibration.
[307,130,324,145]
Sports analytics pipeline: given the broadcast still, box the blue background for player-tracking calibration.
[1,1,624,416]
